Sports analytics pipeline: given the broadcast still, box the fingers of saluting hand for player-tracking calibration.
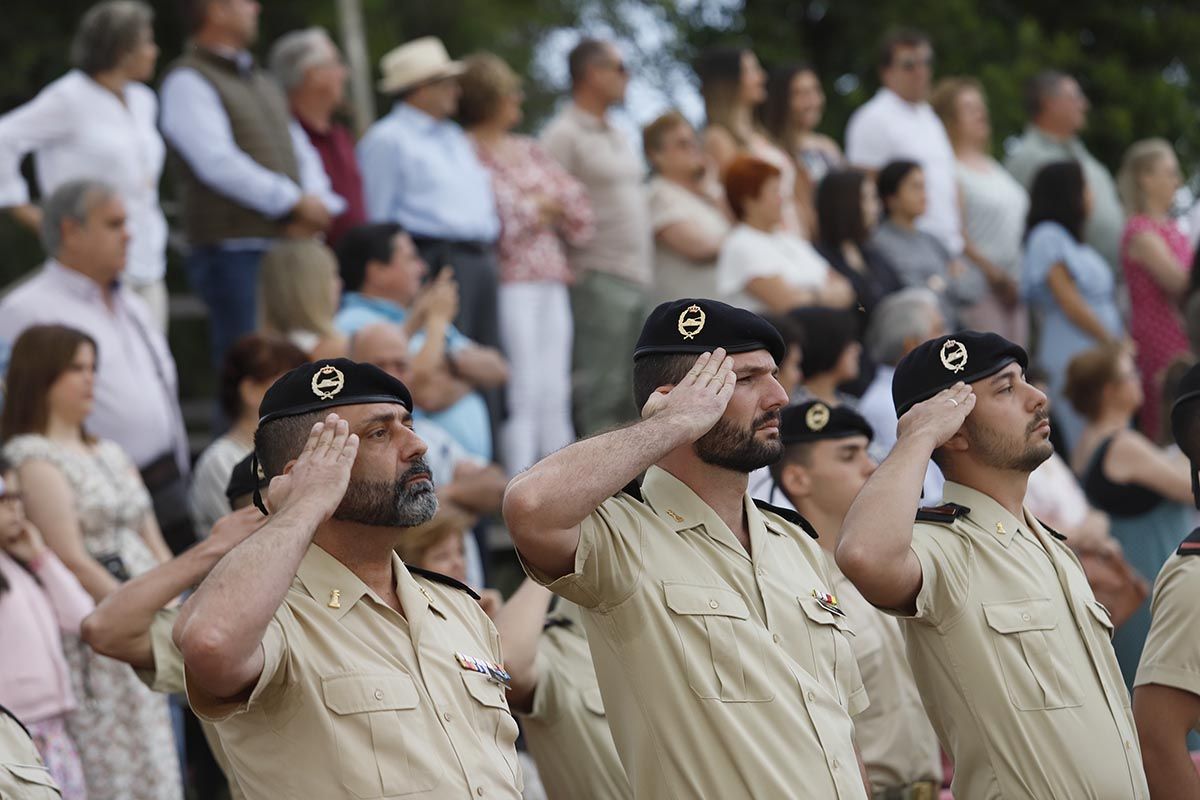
[684,350,715,386]
[313,414,343,458]
[337,433,360,463]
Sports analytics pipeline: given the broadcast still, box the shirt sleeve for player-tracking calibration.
[0,79,73,207]
[716,231,786,294]
[30,550,94,634]
[524,649,562,723]
[289,121,345,216]
[159,68,302,218]
[1134,558,1200,698]
[844,107,891,170]
[356,127,399,222]
[539,143,593,247]
[518,496,645,611]
[1020,223,1073,299]
[896,525,971,629]
[185,613,291,722]
[134,608,186,695]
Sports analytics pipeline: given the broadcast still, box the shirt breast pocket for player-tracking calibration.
[663,581,774,703]
[982,598,1081,711]
[460,673,523,790]
[322,672,441,797]
[798,596,858,702]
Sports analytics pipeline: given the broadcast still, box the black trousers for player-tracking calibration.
[411,238,501,352]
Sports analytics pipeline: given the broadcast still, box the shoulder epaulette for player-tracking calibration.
[1177,527,1200,557]
[915,502,971,525]
[618,479,643,502]
[1037,519,1068,541]
[753,498,820,539]
[407,566,481,600]
[543,617,574,631]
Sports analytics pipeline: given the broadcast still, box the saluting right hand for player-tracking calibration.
[640,348,736,442]
[267,413,360,520]
[896,382,976,450]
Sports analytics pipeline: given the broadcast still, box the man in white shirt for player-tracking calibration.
[160,0,344,371]
[845,28,962,255]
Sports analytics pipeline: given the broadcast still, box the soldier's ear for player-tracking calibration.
[780,462,811,500]
[941,427,970,454]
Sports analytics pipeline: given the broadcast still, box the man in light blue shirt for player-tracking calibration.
[357,37,501,352]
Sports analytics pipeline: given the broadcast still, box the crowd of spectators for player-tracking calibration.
[2,1,1200,797]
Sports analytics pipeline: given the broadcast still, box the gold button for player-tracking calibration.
[772,633,781,644]
[374,689,383,700]
[443,711,452,722]
[807,691,815,702]
[709,599,719,609]
[1021,613,1032,622]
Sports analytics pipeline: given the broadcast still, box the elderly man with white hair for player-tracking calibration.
[858,287,947,504]
[268,27,365,245]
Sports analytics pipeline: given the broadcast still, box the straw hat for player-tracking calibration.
[377,36,464,94]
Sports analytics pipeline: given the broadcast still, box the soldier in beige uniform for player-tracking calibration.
[505,299,870,799]
[836,331,1149,800]
[495,578,631,800]
[0,705,61,799]
[1132,362,1200,798]
[82,455,269,800]
[175,359,522,800]
[771,400,942,800]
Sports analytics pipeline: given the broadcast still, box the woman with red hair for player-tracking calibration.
[716,155,855,314]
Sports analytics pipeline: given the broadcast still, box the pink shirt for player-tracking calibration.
[0,550,94,722]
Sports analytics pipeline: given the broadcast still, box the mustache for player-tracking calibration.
[754,411,782,430]
[1026,410,1050,434]
[400,458,433,488]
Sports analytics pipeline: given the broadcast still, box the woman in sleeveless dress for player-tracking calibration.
[1,325,182,800]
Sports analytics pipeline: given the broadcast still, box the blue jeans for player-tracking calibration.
[186,245,268,369]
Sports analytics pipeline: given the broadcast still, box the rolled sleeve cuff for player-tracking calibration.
[847,684,870,717]
[517,530,602,611]
[185,625,287,723]
[1133,663,1200,698]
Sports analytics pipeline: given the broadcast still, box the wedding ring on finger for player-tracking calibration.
[948,398,959,407]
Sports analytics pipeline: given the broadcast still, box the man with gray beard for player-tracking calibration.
[175,359,523,800]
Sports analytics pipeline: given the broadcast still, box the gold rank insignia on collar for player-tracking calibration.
[456,652,512,686]
[311,364,346,400]
[666,509,685,523]
[328,589,341,609]
[677,304,706,339]
[940,339,968,373]
[812,589,845,617]
[996,522,1007,535]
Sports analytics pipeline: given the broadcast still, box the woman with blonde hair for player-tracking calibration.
[1,324,182,799]
[1117,137,1192,440]
[258,238,347,360]
[1066,342,1194,690]
[695,47,805,235]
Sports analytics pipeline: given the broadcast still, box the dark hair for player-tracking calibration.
[0,454,10,595]
[694,47,753,146]
[1,325,98,443]
[335,223,405,293]
[768,441,816,485]
[1024,70,1068,120]
[568,38,610,87]
[219,334,309,421]
[876,160,921,205]
[179,0,215,34]
[816,169,870,246]
[757,64,814,145]
[789,307,859,377]
[71,1,154,75]
[878,27,931,70]
[632,354,697,415]
[1025,160,1086,243]
[765,313,806,352]
[254,410,326,481]
[722,155,782,220]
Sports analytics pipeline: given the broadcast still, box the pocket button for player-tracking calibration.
[709,599,720,609]
[374,689,384,700]
[1021,613,1032,622]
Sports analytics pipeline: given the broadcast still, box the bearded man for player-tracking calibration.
[835,332,1150,800]
[505,299,872,799]
[175,359,522,800]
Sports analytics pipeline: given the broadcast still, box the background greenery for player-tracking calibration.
[1,0,1196,416]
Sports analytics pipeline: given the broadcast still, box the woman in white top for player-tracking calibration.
[716,155,854,314]
[932,77,1029,345]
[0,1,168,329]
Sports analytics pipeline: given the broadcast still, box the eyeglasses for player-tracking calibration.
[896,54,934,71]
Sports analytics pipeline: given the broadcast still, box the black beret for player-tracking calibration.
[634,299,786,366]
[225,452,266,503]
[258,358,413,426]
[781,400,874,445]
[892,331,1028,417]
[1171,362,1200,453]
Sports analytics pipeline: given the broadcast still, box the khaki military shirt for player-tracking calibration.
[520,600,631,800]
[186,544,522,800]
[897,482,1149,799]
[1134,528,1200,734]
[137,608,243,800]
[522,466,868,799]
[0,707,60,799]
[822,552,942,790]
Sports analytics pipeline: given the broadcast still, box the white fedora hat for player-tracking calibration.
[377,36,465,94]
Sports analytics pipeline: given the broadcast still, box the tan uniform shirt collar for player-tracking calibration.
[940,481,1030,549]
[295,544,444,623]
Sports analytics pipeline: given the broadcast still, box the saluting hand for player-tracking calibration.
[896,382,976,450]
[640,348,736,442]
[267,413,360,520]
